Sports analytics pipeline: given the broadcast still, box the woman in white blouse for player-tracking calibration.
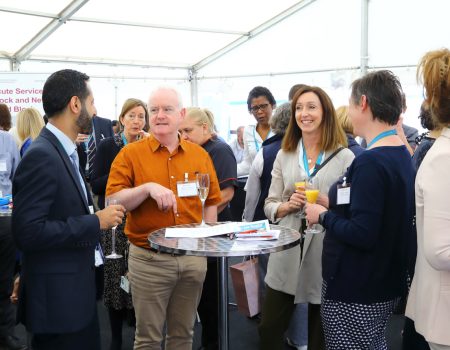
[237,86,276,177]
[406,48,450,350]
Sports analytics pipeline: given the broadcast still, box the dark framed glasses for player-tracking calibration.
[250,103,269,113]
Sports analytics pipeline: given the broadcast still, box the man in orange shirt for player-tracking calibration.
[106,87,221,350]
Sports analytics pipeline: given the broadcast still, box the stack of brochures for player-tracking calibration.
[234,220,280,241]
[164,219,280,240]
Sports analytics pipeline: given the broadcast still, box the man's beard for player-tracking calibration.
[76,103,93,134]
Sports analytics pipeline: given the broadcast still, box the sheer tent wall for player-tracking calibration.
[1,0,449,136]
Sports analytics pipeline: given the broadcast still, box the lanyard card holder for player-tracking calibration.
[336,176,350,205]
[177,172,198,197]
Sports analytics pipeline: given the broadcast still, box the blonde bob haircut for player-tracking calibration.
[185,107,215,134]
[282,86,347,152]
[335,105,353,134]
[417,48,450,125]
[16,107,45,143]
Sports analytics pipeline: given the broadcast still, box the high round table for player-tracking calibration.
[148,222,300,350]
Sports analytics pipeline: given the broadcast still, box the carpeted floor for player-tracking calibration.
[13,256,406,349]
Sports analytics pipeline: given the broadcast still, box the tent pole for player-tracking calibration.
[360,0,369,76]
[189,68,198,107]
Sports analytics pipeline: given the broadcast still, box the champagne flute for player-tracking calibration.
[304,178,322,234]
[105,198,123,259]
[294,180,306,217]
[196,173,210,227]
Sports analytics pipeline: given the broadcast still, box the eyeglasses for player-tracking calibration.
[125,114,146,121]
[250,103,269,113]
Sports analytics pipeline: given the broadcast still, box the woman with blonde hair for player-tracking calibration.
[406,48,450,350]
[179,107,237,349]
[16,107,44,156]
[335,105,364,157]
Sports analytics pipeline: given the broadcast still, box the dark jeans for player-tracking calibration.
[259,286,295,350]
[197,259,219,349]
[402,317,430,350]
[32,309,100,350]
[309,303,325,350]
[0,216,16,338]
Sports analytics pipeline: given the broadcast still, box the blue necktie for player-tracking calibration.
[70,150,88,201]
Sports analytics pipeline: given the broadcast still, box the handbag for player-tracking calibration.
[229,257,260,317]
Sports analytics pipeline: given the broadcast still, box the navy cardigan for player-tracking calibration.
[322,146,415,304]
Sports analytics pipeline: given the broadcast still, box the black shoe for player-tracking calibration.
[0,335,27,350]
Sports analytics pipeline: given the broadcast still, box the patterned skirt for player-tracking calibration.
[100,220,133,310]
[321,282,398,350]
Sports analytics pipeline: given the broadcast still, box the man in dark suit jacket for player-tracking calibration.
[12,69,125,350]
[77,115,114,181]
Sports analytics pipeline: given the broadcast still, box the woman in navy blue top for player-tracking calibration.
[306,70,415,350]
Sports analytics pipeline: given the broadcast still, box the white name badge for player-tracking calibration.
[0,160,6,172]
[177,181,198,197]
[120,275,130,294]
[337,186,351,205]
[89,205,95,214]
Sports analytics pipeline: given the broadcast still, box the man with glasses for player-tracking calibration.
[106,87,221,350]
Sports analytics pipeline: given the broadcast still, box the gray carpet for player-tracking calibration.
[13,256,405,349]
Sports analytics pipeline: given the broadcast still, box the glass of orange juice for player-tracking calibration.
[304,177,323,234]
[294,180,306,217]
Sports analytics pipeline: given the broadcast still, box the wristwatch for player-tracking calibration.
[318,211,328,226]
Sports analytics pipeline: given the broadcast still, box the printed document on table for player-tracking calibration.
[165,222,238,238]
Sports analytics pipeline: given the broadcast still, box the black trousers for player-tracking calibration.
[32,309,100,350]
[259,286,296,350]
[0,216,16,338]
[197,259,219,349]
[402,317,430,350]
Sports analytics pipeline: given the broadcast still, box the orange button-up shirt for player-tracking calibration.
[106,135,221,248]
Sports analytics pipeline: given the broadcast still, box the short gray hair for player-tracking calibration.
[270,102,291,136]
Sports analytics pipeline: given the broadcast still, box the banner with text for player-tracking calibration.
[0,73,48,118]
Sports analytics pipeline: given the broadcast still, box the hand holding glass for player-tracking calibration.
[105,198,123,259]
[196,173,210,227]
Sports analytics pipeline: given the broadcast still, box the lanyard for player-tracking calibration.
[300,140,324,178]
[366,129,397,148]
[253,126,273,152]
[121,133,128,146]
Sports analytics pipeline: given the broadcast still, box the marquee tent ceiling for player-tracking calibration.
[0,0,314,70]
[0,0,449,79]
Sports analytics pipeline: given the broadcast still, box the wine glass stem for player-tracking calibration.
[111,227,116,254]
[201,200,205,225]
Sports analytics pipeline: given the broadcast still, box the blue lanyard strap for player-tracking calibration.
[366,129,397,148]
[253,126,273,152]
[121,133,128,146]
[301,140,324,178]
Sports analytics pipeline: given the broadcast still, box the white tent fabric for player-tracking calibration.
[1,0,449,136]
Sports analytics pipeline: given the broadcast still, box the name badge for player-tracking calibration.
[177,181,198,197]
[89,205,95,214]
[337,186,351,205]
[120,275,130,294]
[0,160,6,172]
